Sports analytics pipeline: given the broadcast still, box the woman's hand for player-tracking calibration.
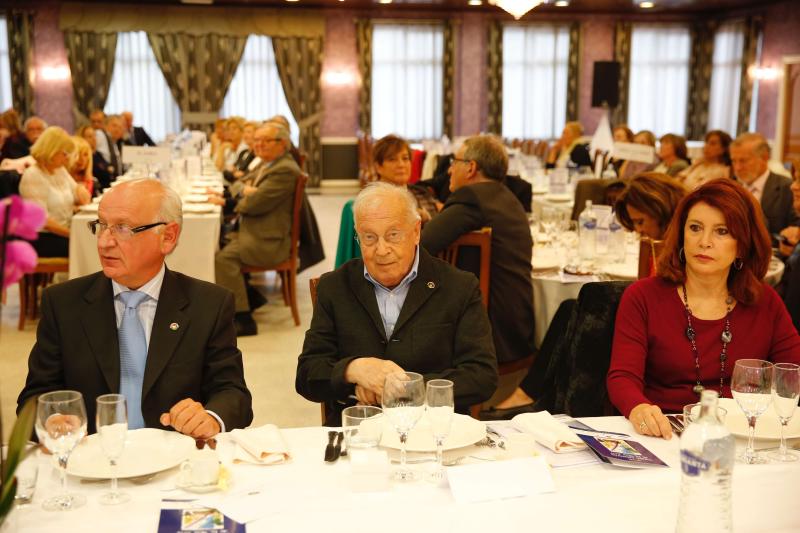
[629,403,672,440]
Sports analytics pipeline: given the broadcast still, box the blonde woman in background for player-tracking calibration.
[68,136,96,197]
[214,116,247,172]
[19,126,89,257]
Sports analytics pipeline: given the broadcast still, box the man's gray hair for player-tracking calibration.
[159,183,183,229]
[353,182,421,226]
[462,134,508,181]
[732,132,770,158]
[23,116,47,129]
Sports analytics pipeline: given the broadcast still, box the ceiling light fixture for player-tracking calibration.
[638,1,655,8]
[488,0,544,20]
[554,0,570,6]
[468,0,483,5]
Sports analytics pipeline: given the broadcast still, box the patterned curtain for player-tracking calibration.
[355,19,372,135]
[63,30,117,125]
[147,33,246,129]
[442,20,456,139]
[610,21,632,127]
[272,36,324,185]
[685,21,717,140]
[486,20,503,135]
[566,22,581,122]
[737,16,762,136]
[6,9,35,118]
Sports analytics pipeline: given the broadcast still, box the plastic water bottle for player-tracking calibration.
[578,200,597,263]
[607,215,626,263]
[676,390,735,533]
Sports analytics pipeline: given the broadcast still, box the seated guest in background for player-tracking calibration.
[296,182,498,425]
[608,179,800,439]
[730,132,796,239]
[96,114,124,180]
[545,121,591,169]
[77,125,113,190]
[222,120,258,183]
[17,178,253,436]
[121,111,155,146]
[615,172,687,241]
[68,136,97,197]
[19,126,89,257]
[215,117,247,173]
[267,115,304,169]
[678,130,732,190]
[778,160,800,331]
[421,134,535,366]
[652,133,690,177]
[609,124,634,176]
[617,129,656,181]
[89,109,106,131]
[215,123,300,336]
[0,108,27,160]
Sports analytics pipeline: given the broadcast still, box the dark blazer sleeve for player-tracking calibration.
[571,143,592,167]
[136,127,155,147]
[420,187,484,256]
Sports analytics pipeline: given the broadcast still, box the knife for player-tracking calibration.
[331,431,344,462]
[324,430,337,462]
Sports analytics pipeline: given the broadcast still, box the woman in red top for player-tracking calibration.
[608,179,800,439]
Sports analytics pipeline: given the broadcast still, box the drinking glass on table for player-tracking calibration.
[3,442,38,506]
[425,379,454,480]
[96,394,130,504]
[731,359,774,464]
[767,363,800,462]
[382,371,425,481]
[541,207,559,245]
[35,390,88,511]
[342,405,383,456]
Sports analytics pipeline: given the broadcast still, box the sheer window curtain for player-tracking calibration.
[105,31,180,143]
[502,24,569,139]
[0,16,12,111]
[708,22,744,135]
[222,35,299,145]
[627,25,691,137]
[371,24,443,140]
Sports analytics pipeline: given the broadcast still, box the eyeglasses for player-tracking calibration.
[88,220,166,241]
[355,229,407,247]
[255,138,281,144]
[450,157,473,166]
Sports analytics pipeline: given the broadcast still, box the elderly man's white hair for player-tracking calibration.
[120,178,184,229]
[353,182,421,226]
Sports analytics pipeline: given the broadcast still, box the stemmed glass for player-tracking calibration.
[767,363,800,462]
[96,394,130,504]
[425,379,454,481]
[382,371,425,481]
[731,359,774,464]
[35,390,88,511]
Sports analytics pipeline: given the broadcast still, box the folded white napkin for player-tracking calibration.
[512,411,587,453]
[229,424,291,465]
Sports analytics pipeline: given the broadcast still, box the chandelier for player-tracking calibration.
[488,0,544,19]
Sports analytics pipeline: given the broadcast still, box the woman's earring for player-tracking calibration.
[733,257,744,271]
[679,247,686,263]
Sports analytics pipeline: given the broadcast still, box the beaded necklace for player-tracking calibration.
[680,284,734,397]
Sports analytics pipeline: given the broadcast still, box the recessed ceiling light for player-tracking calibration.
[554,0,569,6]
[468,0,483,5]
[379,0,392,4]
[638,1,655,8]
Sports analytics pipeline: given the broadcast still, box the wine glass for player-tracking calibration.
[35,390,88,511]
[96,394,130,504]
[767,363,800,462]
[382,371,425,481]
[731,359,774,464]
[425,379,454,481]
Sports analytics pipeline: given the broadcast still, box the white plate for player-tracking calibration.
[602,262,637,280]
[719,397,800,441]
[544,193,572,203]
[380,412,485,452]
[532,256,560,272]
[68,428,195,479]
[533,186,549,195]
[183,194,209,203]
[79,203,99,212]
[184,204,215,214]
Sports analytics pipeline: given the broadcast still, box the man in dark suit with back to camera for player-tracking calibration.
[296,182,498,425]
[121,111,155,147]
[18,179,252,436]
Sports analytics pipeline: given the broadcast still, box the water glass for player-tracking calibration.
[767,363,800,462]
[3,442,38,506]
[341,406,383,456]
[682,403,728,426]
[96,394,130,505]
[731,359,774,464]
[382,372,425,481]
[425,379,454,480]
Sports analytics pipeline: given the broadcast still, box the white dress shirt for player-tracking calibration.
[744,169,770,204]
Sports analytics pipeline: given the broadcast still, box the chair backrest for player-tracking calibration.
[637,237,664,279]
[438,228,492,308]
[309,277,320,309]
[570,178,617,221]
[287,173,309,267]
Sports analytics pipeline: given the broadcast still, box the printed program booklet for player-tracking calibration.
[158,499,247,533]
[577,434,668,468]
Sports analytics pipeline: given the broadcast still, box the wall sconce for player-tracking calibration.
[323,69,358,87]
[748,65,781,81]
[39,65,71,82]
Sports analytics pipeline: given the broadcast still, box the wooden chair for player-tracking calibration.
[438,228,492,308]
[18,257,69,330]
[241,173,308,326]
[356,130,374,187]
[637,237,664,279]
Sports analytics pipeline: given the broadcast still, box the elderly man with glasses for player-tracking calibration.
[17,178,253,436]
[296,182,498,425]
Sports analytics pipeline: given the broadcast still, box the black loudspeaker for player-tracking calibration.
[592,61,620,108]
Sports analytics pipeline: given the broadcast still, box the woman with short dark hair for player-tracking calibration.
[653,133,689,177]
[678,130,732,190]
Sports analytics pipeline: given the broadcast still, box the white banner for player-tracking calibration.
[613,142,655,164]
[122,145,172,166]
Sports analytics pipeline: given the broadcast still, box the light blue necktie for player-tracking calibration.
[118,290,149,430]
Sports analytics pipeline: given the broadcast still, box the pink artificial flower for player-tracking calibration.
[0,195,46,240]
[2,240,38,289]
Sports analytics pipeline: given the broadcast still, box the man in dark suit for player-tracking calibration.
[296,183,497,425]
[17,179,252,436]
[122,111,155,147]
[215,123,300,336]
[421,134,536,365]
[731,132,796,239]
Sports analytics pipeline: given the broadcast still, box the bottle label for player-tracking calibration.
[582,221,597,230]
[680,449,710,476]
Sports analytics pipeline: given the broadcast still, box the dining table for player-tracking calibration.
[10,416,799,533]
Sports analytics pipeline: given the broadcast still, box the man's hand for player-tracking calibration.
[354,384,379,406]
[160,398,220,439]
[345,358,405,399]
[779,226,800,257]
[242,185,258,197]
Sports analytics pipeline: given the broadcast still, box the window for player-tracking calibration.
[222,35,298,145]
[502,24,570,140]
[0,16,13,111]
[708,22,744,135]
[371,23,443,140]
[627,25,691,137]
[105,31,181,143]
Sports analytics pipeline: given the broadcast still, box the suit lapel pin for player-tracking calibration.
[427,281,435,289]
[169,322,179,331]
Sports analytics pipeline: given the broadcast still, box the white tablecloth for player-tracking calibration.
[13,418,799,533]
[68,206,222,283]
